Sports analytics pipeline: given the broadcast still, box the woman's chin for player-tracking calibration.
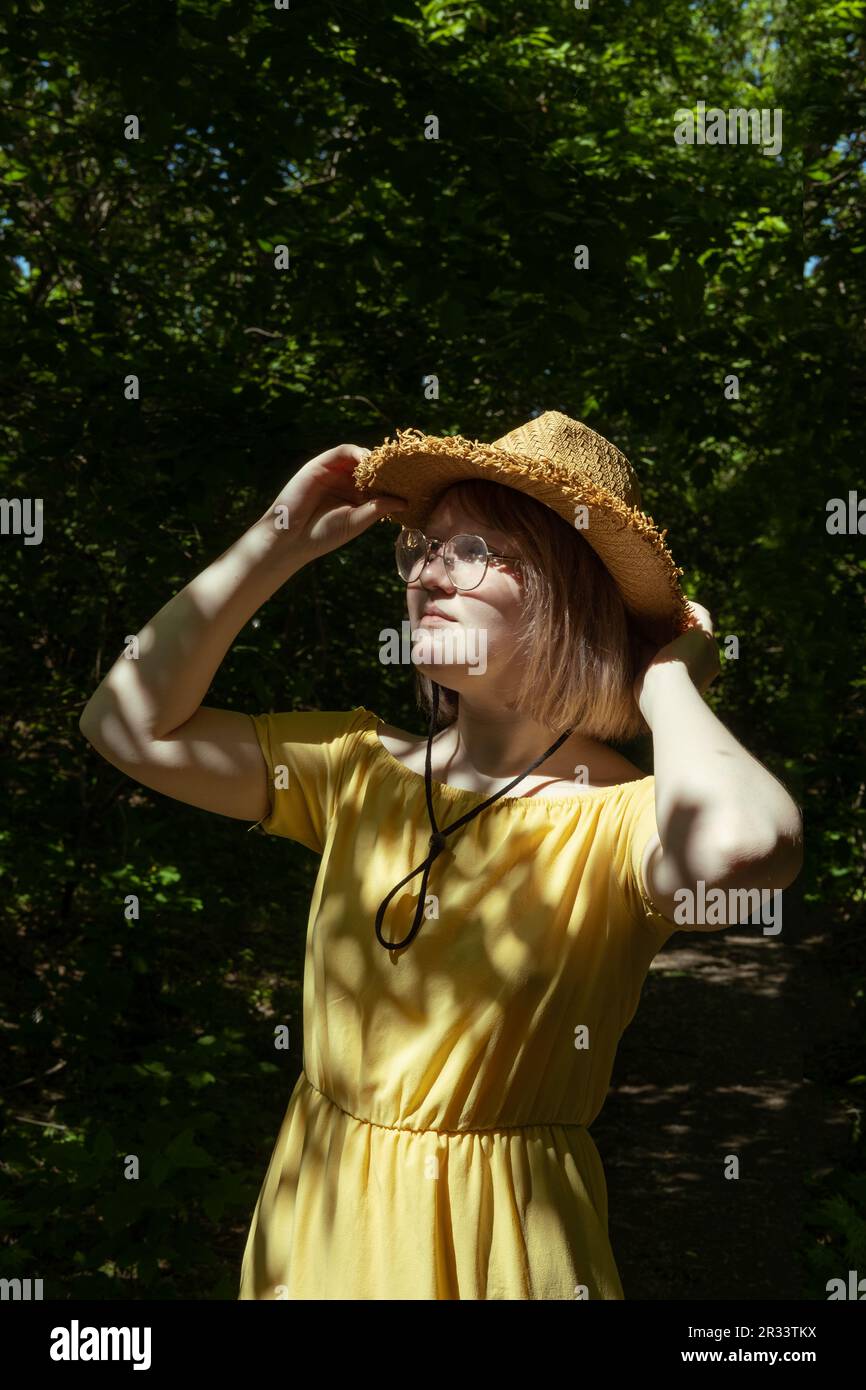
[414,660,490,688]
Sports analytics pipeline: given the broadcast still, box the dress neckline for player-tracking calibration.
[363,709,650,809]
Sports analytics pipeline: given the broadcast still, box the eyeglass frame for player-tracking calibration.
[395,527,523,592]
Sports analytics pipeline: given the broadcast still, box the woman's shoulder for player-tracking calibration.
[251,705,378,754]
[585,745,647,788]
[374,715,418,754]
[259,705,377,728]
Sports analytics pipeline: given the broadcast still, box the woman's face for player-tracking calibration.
[402,492,526,694]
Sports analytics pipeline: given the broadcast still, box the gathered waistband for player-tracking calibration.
[302,1071,587,1135]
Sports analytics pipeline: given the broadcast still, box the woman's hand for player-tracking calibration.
[266,443,408,562]
[633,600,721,718]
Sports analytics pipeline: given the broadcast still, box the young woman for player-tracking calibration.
[79,413,803,1300]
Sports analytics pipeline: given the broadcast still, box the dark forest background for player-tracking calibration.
[1,0,864,1299]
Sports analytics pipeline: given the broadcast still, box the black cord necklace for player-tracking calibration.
[374,683,575,951]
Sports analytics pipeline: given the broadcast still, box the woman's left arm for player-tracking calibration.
[634,602,804,928]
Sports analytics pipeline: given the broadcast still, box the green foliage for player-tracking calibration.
[0,0,863,1298]
[803,1168,866,1297]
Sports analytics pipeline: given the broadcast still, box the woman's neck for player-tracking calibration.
[441,703,568,779]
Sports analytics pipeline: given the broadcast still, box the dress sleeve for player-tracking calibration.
[611,776,679,950]
[247,706,371,853]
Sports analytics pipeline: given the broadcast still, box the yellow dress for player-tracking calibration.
[238,705,677,1301]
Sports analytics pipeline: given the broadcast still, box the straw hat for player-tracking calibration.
[353,410,690,645]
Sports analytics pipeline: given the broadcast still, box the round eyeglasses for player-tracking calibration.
[395,528,522,593]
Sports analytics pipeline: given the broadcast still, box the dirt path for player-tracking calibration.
[593,905,855,1301]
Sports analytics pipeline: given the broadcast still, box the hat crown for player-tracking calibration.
[492,411,642,510]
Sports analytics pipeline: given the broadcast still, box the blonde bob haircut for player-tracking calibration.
[412,478,649,744]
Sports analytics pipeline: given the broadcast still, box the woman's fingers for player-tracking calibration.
[342,494,409,540]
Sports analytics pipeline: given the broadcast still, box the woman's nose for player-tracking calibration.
[418,548,454,590]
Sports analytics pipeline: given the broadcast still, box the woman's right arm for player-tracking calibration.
[78,444,406,822]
